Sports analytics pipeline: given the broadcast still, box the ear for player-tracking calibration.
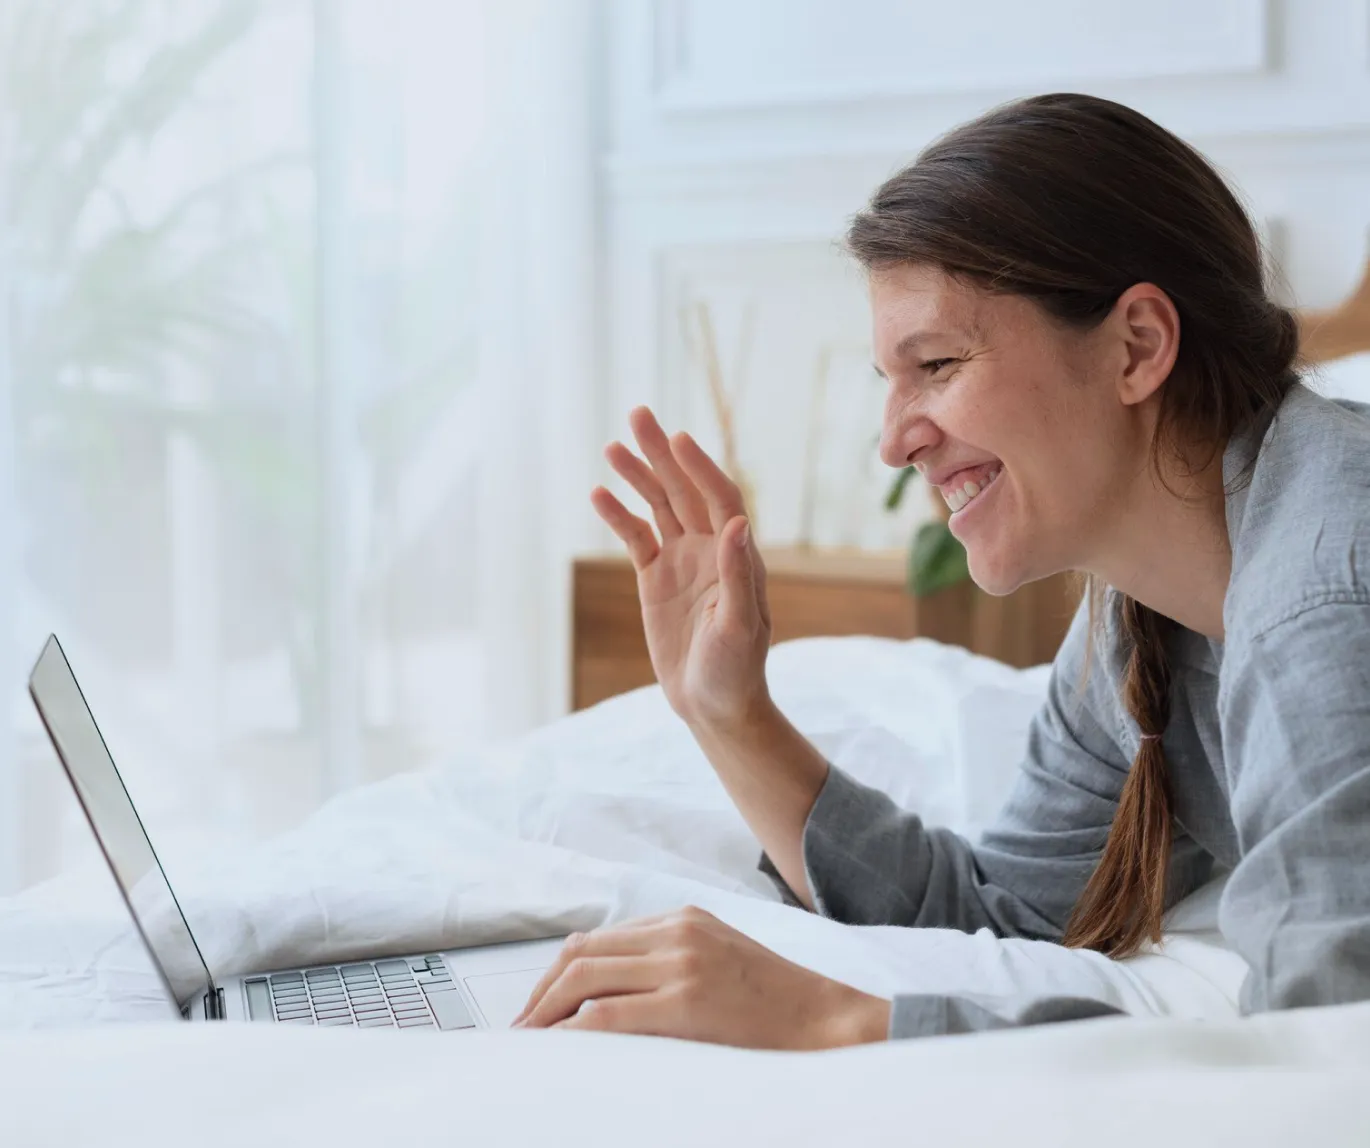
[1108,283,1180,407]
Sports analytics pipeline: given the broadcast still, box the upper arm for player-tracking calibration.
[1220,598,1370,1012]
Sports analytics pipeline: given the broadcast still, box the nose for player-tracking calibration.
[879,390,941,469]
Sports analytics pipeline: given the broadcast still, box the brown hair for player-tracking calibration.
[847,93,1298,957]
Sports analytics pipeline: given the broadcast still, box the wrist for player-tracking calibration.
[819,989,891,1049]
[683,687,780,744]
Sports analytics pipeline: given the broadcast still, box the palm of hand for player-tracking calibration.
[637,533,734,708]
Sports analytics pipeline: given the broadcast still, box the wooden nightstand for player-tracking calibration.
[570,549,1079,711]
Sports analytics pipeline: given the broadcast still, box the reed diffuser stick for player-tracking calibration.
[682,299,758,528]
[796,345,832,551]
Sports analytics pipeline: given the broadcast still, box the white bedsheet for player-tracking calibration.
[3,1005,1370,1147]
[1,636,1365,1145]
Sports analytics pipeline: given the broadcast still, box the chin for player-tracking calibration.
[965,548,1028,598]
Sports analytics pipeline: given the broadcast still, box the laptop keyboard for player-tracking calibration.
[244,955,477,1030]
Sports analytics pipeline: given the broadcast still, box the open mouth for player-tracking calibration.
[942,464,1002,515]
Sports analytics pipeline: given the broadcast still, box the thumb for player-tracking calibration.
[716,516,759,631]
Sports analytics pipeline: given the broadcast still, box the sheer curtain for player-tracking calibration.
[0,0,596,894]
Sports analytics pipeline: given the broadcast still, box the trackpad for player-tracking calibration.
[463,968,547,1029]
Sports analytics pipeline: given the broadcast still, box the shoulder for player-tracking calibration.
[1225,383,1370,644]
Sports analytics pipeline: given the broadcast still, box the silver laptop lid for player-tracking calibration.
[29,635,214,1014]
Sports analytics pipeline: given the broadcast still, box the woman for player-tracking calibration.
[516,93,1370,1046]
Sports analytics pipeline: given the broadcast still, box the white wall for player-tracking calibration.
[598,0,1370,551]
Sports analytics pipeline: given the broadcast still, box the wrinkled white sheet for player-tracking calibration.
[2,637,1245,1032]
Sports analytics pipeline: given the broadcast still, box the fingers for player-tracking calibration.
[670,430,747,533]
[514,918,674,1026]
[518,955,668,1030]
[590,487,659,570]
[628,407,712,534]
[554,991,677,1038]
[604,441,683,541]
[715,515,759,633]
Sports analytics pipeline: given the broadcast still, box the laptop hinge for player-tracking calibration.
[203,985,226,1021]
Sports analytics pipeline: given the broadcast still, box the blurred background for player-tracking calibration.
[5,0,1370,894]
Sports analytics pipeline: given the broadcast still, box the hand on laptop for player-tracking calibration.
[511,906,890,1050]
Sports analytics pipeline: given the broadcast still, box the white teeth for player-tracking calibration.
[943,467,1000,514]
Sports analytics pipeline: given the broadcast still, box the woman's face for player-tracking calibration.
[871,263,1151,596]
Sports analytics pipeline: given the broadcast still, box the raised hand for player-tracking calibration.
[590,406,772,730]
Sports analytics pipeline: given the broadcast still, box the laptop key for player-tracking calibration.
[279,1017,315,1025]
[270,972,304,985]
[397,1017,435,1028]
[427,990,476,1031]
[359,1017,395,1028]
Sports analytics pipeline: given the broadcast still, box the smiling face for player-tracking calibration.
[872,263,1158,596]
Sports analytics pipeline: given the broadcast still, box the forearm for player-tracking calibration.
[687,698,829,911]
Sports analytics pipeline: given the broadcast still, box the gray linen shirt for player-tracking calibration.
[767,382,1370,1039]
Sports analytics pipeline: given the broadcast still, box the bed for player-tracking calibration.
[1,633,1368,1145]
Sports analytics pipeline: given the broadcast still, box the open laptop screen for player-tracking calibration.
[29,635,213,1013]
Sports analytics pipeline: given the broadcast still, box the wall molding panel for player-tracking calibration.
[648,0,1271,114]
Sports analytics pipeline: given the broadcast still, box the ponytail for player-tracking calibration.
[1061,593,1176,957]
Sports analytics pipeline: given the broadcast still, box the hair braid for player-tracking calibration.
[1061,594,1176,956]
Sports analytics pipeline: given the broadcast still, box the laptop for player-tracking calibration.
[29,634,565,1031]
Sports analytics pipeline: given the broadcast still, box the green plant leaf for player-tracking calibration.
[907,520,970,597]
[884,465,917,511]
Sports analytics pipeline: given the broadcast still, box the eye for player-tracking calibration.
[920,357,958,375]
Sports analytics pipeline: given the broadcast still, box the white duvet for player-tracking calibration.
[1,636,1367,1146]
